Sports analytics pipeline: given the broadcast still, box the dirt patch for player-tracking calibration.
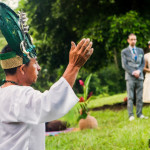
[89,102,150,111]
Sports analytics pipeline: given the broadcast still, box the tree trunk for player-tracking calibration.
[113,48,119,69]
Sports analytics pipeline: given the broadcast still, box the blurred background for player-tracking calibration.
[1,0,150,96]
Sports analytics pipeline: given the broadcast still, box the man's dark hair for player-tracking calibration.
[1,45,29,75]
[1,45,17,75]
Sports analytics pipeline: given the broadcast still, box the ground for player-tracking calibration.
[46,93,150,150]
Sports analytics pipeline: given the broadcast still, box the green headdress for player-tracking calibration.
[0,2,36,69]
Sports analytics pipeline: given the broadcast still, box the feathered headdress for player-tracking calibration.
[0,2,36,69]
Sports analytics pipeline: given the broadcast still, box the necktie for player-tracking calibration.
[132,48,137,61]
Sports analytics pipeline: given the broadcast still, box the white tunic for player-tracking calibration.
[0,77,79,150]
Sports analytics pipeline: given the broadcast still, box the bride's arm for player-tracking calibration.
[143,60,150,72]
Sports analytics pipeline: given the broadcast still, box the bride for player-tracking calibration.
[143,41,150,103]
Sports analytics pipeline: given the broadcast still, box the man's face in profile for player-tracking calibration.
[127,35,137,47]
[22,58,41,85]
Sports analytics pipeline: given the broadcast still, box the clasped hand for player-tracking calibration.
[69,38,94,68]
[132,70,140,78]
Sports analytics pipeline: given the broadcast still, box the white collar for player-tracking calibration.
[129,45,136,51]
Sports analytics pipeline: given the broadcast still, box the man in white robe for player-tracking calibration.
[0,2,94,150]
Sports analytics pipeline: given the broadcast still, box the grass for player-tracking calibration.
[88,92,127,109]
[57,93,127,126]
[46,93,150,150]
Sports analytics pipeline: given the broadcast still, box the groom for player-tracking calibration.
[121,33,148,121]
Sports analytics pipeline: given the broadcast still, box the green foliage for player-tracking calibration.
[16,0,150,94]
[84,74,92,101]
[89,72,102,95]
[60,93,126,126]
[106,11,150,62]
[17,0,110,72]
[89,92,126,109]
[98,64,125,95]
[73,68,101,95]
[33,65,65,92]
[77,74,93,120]
[77,110,88,121]
[0,32,7,51]
[75,64,125,96]
[0,68,5,85]
[0,33,7,85]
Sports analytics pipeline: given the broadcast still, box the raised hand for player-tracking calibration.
[69,38,93,68]
[63,38,94,87]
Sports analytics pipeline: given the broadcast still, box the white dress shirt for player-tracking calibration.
[129,45,137,55]
[128,45,141,75]
[0,77,79,150]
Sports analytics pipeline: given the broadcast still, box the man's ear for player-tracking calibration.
[19,64,26,75]
[127,39,129,43]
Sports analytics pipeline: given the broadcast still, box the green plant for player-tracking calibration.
[77,73,93,121]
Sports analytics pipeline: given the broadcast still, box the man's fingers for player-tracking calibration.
[86,48,94,57]
[70,41,76,51]
[76,38,86,50]
[89,48,94,56]
[84,42,93,55]
[79,38,90,52]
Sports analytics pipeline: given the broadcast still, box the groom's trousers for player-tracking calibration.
[126,79,143,117]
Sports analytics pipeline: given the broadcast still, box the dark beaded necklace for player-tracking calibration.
[2,79,19,85]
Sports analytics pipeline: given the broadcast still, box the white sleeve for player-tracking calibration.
[11,77,79,124]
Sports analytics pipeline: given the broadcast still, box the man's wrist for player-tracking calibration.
[68,63,80,71]
[63,63,80,80]
[62,63,80,87]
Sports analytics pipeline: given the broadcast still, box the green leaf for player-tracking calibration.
[77,112,88,121]
[84,73,92,100]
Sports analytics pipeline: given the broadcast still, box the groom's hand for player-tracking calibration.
[132,70,140,78]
